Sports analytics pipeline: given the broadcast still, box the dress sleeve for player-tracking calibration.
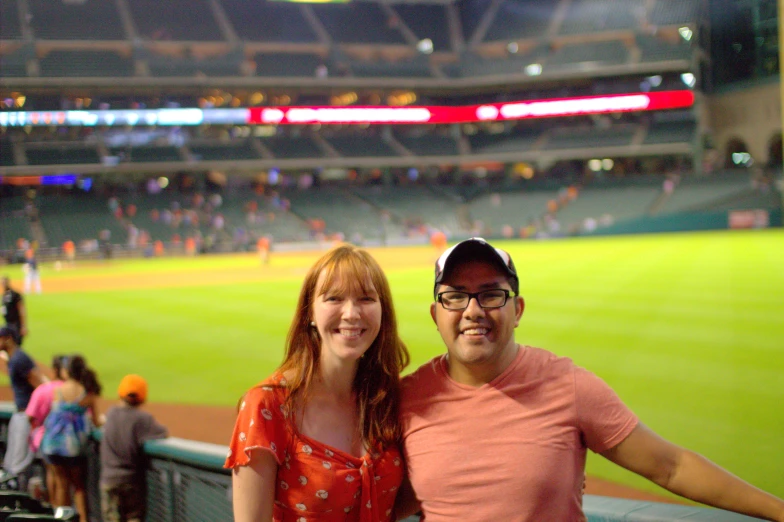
[224,385,289,469]
[574,366,639,453]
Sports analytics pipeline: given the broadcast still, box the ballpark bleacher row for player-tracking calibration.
[0,404,767,522]
[1,116,696,168]
[1,171,779,254]
[0,0,698,80]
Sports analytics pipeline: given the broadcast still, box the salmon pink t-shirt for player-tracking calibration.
[401,346,638,522]
[225,374,404,522]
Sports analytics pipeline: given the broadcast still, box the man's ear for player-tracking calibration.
[430,302,437,325]
[514,296,525,327]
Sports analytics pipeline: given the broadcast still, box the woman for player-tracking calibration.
[41,355,102,522]
[226,244,410,522]
[25,354,67,501]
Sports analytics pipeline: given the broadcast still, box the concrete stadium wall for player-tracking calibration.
[707,79,782,167]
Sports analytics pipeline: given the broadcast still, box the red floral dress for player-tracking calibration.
[225,375,404,522]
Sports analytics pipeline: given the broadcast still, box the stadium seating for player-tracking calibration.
[543,124,636,150]
[0,140,16,166]
[392,4,451,52]
[107,146,183,163]
[39,50,134,78]
[261,136,323,159]
[468,189,558,234]
[555,185,661,230]
[28,0,125,40]
[649,0,700,26]
[324,135,398,158]
[0,0,23,40]
[546,40,630,70]
[560,0,643,34]
[637,35,693,62]
[24,145,101,166]
[644,120,696,144]
[395,132,459,157]
[189,141,261,162]
[254,53,323,77]
[127,0,223,41]
[145,52,242,78]
[351,185,462,236]
[482,0,557,41]
[282,186,392,241]
[350,57,432,79]
[310,3,405,44]
[468,128,541,155]
[221,0,318,43]
[658,176,755,215]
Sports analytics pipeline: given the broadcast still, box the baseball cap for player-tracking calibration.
[0,325,19,344]
[118,374,148,404]
[434,237,519,298]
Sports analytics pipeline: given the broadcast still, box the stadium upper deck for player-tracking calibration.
[0,0,700,86]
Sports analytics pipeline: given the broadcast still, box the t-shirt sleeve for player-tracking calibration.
[224,385,288,469]
[139,413,168,443]
[574,366,638,453]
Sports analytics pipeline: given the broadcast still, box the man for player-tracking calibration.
[0,325,46,484]
[2,276,27,345]
[398,237,784,521]
[23,250,41,295]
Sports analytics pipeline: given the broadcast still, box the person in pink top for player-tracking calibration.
[25,354,67,502]
[396,237,784,522]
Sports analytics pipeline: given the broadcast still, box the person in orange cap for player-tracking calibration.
[99,374,168,522]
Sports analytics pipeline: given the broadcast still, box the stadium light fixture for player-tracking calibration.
[601,158,614,171]
[588,159,602,172]
[647,75,662,87]
[678,26,693,41]
[680,72,696,88]
[507,42,519,54]
[417,38,433,54]
[525,63,542,76]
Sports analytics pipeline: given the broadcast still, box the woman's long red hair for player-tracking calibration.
[278,244,409,449]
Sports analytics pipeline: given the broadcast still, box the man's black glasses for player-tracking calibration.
[436,289,514,310]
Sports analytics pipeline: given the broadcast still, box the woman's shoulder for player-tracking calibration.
[242,373,291,409]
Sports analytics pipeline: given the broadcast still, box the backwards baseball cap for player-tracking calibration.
[434,237,519,299]
[0,325,20,344]
[118,374,148,404]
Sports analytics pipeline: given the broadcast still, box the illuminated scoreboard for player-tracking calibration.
[0,91,695,128]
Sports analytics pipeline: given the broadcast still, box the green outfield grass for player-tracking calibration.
[3,229,783,499]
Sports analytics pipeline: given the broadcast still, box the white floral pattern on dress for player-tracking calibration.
[315,490,328,499]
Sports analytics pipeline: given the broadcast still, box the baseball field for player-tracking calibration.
[2,229,782,501]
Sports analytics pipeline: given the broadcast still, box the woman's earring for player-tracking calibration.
[310,321,316,327]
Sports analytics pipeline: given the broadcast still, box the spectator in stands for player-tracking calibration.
[0,325,47,485]
[395,237,784,522]
[2,276,27,345]
[62,240,76,266]
[41,355,102,522]
[100,374,168,522]
[26,354,68,502]
[225,244,409,522]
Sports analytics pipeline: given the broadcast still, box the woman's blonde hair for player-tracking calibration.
[279,244,409,449]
